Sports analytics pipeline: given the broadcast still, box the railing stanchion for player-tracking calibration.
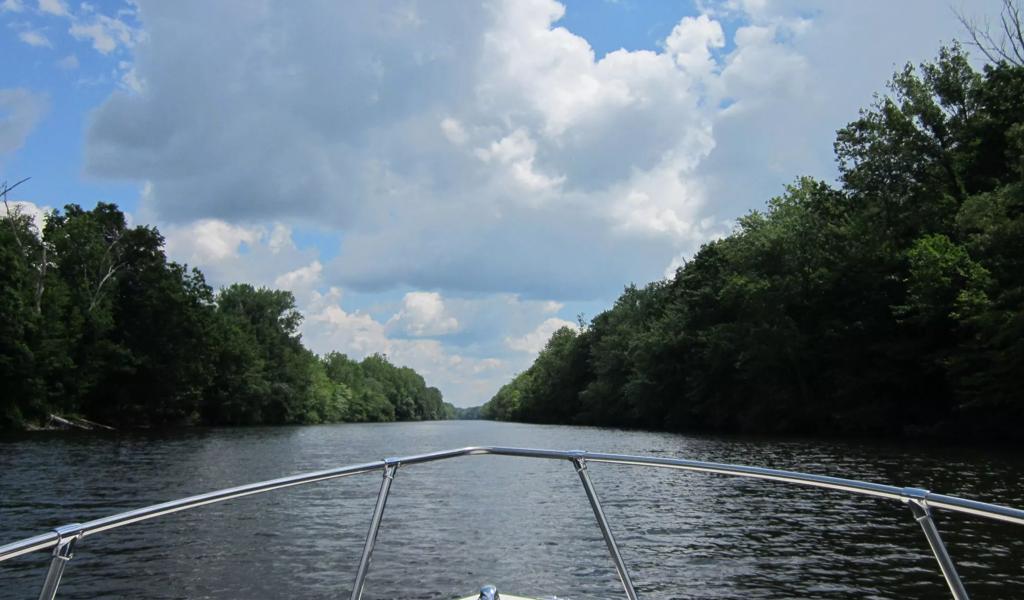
[905,492,969,600]
[349,463,397,600]
[37,525,81,600]
[572,456,639,600]
[0,447,1021,600]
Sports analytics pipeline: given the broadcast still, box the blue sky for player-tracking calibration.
[0,0,1006,406]
[1,0,137,206]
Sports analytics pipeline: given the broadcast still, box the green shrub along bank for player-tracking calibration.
[0,202,456,428]
[482,46,1024,441]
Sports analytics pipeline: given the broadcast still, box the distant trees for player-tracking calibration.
[482,44,1024,440]
[0,199,454,429]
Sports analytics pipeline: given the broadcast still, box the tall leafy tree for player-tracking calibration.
[0,201,448,429]
[482,45,1024,441]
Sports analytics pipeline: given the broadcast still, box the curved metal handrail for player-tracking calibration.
[2,446,1022,600]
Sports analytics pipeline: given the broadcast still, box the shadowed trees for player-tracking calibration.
[483,45,1024,441]
[0,202,452,428]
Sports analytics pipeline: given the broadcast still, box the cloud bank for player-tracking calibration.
[0,88,48,159]
[72,0,1005,404]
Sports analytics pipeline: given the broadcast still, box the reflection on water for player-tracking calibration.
[1,421,1022,599]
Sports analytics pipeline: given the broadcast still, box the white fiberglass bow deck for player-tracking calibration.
[2,446,1023,600]
[457,586,540,600]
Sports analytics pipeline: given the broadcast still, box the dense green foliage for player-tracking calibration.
[482,47,1024,440]
[0,202,454,429]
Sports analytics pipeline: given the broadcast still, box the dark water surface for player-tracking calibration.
[1,421,1022,599]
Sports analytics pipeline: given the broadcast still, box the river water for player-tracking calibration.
[1,421,1022,599]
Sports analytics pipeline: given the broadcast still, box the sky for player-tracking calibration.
[0,0,1008,406]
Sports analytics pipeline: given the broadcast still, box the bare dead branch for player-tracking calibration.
[35,244,46,315]
[86,228,126,313]
[0,177,31,198]
[956,0,1024,66]
[1000,10,1024,63]
[88,262,122,313]
[2,177,33,251]
[1011,1,1024,58]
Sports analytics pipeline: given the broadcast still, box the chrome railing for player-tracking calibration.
[2,446,1023,600]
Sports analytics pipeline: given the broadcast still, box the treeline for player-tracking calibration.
[452,405,484,420]
[482,46,1024,440]
[0,201,456,428]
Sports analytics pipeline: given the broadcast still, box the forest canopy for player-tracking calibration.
[481,45,1024,441]
[0,199,456,429]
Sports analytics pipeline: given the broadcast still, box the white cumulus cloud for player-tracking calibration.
[163,219,263,264]
[18,28,50,47]
[274,260,323,292]
[440,117,468,145]
[82,0,739,300]
[56,54,79,69]
[506,317,576,354]
[664,14,725,80]
[0,88,48,159]
[69,13,139,54]
[387,291,460,337]
[37,0,66,17]
[1,199,50,231]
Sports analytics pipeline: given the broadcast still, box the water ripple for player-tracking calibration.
[1,422,1022,599]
